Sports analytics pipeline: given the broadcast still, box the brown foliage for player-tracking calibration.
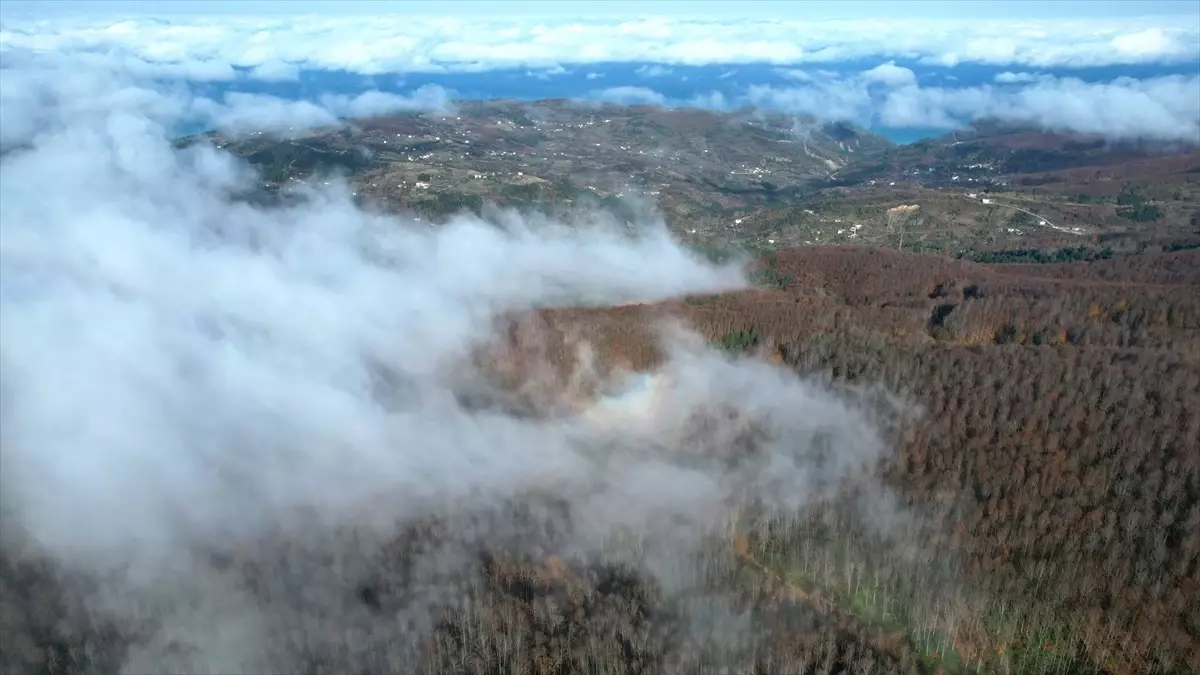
[5,243,1198,674]
[467,243,1200,671]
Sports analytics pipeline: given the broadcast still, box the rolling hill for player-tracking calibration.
[6,103,1199,675]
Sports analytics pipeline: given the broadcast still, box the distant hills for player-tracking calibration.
[179,101,1199,256]
[179,99,892,219]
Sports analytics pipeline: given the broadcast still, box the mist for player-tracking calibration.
[0,55,904,674]
[0,53,456,148]
[748,72,1200,142]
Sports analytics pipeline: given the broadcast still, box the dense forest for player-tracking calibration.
[469,244,1200,674]
[3,244,1197,675]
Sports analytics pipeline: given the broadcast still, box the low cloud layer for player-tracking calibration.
[0,55,454,144]
[1,14,1197,75]
[747,68,1200,142]
[194,86,456,135]
[0,50,899,673]
[589,85,728,111]
[586,65,1200,143]
[3,14,1196,144]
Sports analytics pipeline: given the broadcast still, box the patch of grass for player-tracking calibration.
[748,515,1104,675]
[1165,241,1200,252]
[755,543,966,671]
[1119,203,1163,222]
[718,327,760,353]
[962,246,1113,264]
[752,267,793,290]
[750,253,794,290]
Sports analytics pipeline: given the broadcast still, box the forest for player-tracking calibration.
[2,243,1197,675]
[456,244,1200,674]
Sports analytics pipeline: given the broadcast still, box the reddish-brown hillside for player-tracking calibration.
[466,244,1200,673]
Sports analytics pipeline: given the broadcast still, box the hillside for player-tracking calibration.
[730,123,1200,255]
[192,104,1200,258]
[5,242,1198,675]
[6,105,1199,675]
[825,121,1200,189]
[183,99,892,223]
[443,244,1200,673]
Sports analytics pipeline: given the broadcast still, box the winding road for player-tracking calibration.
[963,194,1087,237]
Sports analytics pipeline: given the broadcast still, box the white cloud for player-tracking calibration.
[192,86,457,136]
[1,15,1196,73]
[193,92,339,133]
[0,54,455,144]
[747,81,872,123]
[525,64,568,80]
[0,46,900,673]
[952,75,1200,141]
[1112,27,1181,58]
[319,85,455,118]
[587,67,1200,142]
[776,68,815,82]
[689,90,729,110]
[247,59,300,81]
[995,71,1040,83]
[746,71,1200,142]
[588,86,731,112]
[591,85,668,106]
[1,14,1192,144]
[636,64,673,77]
[127,56,239,81]
[860,61,917,87]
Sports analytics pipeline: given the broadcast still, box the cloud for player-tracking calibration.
[636,64,673,77]
[588,86,731,113]
[0,57,193,148]
[860,61,917,87]
[0,54,456,144]
[775,67,815,82]
[1,15,1196,74]
[126,56,240,81]
[958,75,1200,141]
[525,64,568,80]
[319,85,456,118]
[247,59,300,81]
[591,85,668,106]
[0,48,900,673]
[1112,27,1183,58]
[746,82,866,124]
[995,71,1040,83]
[196,87,458,136]
[192,92,340,133]
[689,90,729,110]
[747,70,1200,142]
[3,13,1194,145]
[595,63,1198,142]
[580,62,1199,142]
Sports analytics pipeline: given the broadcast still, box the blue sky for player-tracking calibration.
[6,0,1200,19]
[1,0,1197,143]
